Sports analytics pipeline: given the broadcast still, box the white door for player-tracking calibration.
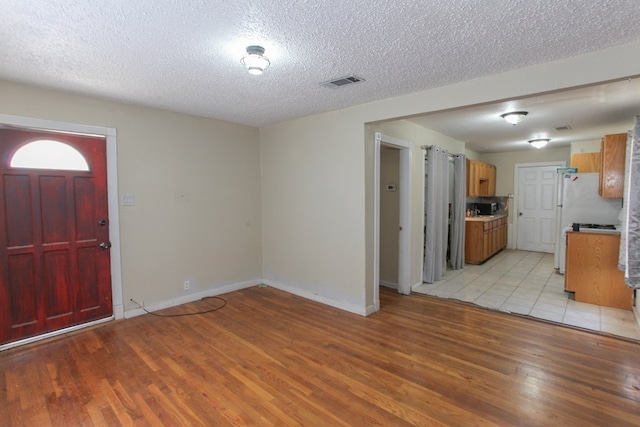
[517,165,558,252]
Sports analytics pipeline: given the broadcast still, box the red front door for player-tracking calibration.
[0,129,112,345]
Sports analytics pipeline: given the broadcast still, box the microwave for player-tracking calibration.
[477,202,497,215]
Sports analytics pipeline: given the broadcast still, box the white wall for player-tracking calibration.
[0,80,263,313]
[260,40,640,313]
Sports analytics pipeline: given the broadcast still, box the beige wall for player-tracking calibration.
[479,147,571,196]
[0,80,262,311]
[261,40,640,313]
[380,119,466,154]
[260,110,367,309]
[571,139,601,155]
[465,149,481,161]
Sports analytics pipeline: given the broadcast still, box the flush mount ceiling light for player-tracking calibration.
[240,45,270,75]
[500,111,528,125]
[529,138,550,149]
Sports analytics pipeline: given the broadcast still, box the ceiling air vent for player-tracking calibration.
[554,125,572,132]
[321,75,365,88]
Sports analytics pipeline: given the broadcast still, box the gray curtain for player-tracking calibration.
[449,154,466,269]
[423,146,449,283]
[620,115,640,289]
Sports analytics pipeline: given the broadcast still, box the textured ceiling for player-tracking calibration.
[1,0,640,130]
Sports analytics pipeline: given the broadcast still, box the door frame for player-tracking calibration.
[374,132,412,312]
[513,161,565,251]
[0,113,123,351]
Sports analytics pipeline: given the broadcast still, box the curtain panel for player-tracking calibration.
[621,115,640,289]
[423,146,449,283]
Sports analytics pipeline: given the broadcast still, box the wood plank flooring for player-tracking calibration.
[1,286,639,426]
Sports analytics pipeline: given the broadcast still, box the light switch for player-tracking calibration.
[122,194,135,206]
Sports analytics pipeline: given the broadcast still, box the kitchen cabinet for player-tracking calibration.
[466,160,497,197]
[598,133,626,198]
[570,152,600,172]
[487,164,496,196]
[564,231,632,310]
[465,216,507,264]
[466,160,479,197]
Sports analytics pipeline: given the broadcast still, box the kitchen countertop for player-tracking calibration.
[465,213,508,222]
[566,228,621,235]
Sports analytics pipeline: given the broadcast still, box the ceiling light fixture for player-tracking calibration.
[529,138,550,149]
[241,45,270,75]
[500,111,528,125]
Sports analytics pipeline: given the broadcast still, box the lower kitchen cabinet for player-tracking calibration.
[565,231,633,310]
[465,216,507,264]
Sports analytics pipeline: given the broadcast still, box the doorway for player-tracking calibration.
[514,162,564,253]
[374,132,412,312]
[0,114,122,351]
[379,147,400,289]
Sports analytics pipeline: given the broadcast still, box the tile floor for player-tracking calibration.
[414,249,640,340]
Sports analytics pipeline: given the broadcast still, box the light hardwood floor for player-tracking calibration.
[2,286,640,426]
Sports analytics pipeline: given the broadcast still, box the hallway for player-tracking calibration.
[414,250,639,340]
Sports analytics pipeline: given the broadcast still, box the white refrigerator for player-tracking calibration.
[554,172,623,272]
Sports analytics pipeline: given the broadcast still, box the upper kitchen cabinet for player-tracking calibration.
[466,159,496,197]
[598,133,627,198]
[570,152,600,172]
[466,159,479,197]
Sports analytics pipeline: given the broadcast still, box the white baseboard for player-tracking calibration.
[263,279,368,316]
[113,302,124,320]
[365,304,378,316]
[507,224,515,249]
[379,280,398,289]
[381,280,423,292]
[124,278,261,319]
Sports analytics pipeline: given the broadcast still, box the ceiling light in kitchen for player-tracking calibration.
[529,138,550,149]
[500,111,528,125]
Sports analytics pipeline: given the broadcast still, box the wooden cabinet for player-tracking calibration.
[466,160,479,197]
[487,164,496,196]
[465,216,507,264]
[570,152,600,172]
[466,160,497,197]
[598,133,627,198]
[565,232,633,310]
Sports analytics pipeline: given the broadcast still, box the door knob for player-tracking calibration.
[98,219,108,226]
[99,241,112,249]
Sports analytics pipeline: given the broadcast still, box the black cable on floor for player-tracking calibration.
[129,296,226,317]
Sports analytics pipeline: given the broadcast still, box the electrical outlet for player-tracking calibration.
[184,280,190,291]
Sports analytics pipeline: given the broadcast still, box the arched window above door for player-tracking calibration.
[9,139,90,171]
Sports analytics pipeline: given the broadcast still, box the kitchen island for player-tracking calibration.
[565,230,633,310]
